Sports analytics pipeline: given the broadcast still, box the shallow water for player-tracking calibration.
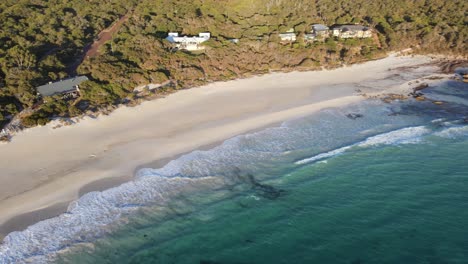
[1,67,467,264]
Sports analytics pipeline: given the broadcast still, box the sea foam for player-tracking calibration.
[295,126,431,165]
[0,126,296,263]
[358,126,430,147]
[0,176,223,264]
[433,125,468,139]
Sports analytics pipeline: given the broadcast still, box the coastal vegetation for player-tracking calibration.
[0,0,466,130]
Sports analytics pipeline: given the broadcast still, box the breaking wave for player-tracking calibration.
[358,126,430,146]
[295,145,353,165]
[0,121,316,263]
[0,176,224,264]
[295,126,431,165]
[433,125,468,139]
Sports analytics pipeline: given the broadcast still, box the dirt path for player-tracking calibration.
[66,14,130,75]
[85,14,130,58]
[373,32,382,48]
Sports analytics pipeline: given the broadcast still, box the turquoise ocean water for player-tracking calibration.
[60,134,468,264]
[55,80,468,264]
[0,68,467,263]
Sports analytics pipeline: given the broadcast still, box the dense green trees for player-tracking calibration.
[0,0,466,130]
[0,0,139,126]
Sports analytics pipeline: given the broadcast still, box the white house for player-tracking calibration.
[166,32,211,51]
[279,28,297,42]
[331,25,372,39]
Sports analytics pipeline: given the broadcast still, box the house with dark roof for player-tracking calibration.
[37,76,88,98]
[331,25,372,39]
[312,24,330,36]
[305,24,330,42]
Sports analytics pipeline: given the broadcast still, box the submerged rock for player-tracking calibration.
[0,134,10,142]
[346,113,364,120]
[245,174,286,200]
[381,94,408,103]
[408,91,423,98]
[413,83,429,91]
[230,167,286,200]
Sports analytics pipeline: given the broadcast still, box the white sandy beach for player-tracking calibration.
[0,55,435,238]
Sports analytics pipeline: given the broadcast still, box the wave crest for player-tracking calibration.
[433,125,468,139]
[295,126,430,165]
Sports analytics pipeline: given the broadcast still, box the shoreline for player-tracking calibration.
[0,126,273,240]
[1,52,463,141]
[0,55,439,241]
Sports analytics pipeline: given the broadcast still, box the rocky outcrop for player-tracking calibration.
[438,60,468,74]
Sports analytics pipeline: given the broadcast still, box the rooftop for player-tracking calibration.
[37,76,88,97]
[332,25,370,31]
[279,32,296,36]
[166,32,211,43]
[312,24,329,31]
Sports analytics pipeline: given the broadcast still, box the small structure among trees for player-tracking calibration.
[165,32,211,51]
[305,24,330,42]
[36,76,89,99]
[312,24,330,37]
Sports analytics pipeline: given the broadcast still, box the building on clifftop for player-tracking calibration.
[311,24,330,37]
[166,32,211,51]
[331,25,372,39]
[304,24,329,42]
[279,28,297,42]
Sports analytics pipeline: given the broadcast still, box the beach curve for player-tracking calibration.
[0,55,435,240]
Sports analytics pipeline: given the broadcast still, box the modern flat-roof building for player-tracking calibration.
[279,28,297,42]
[331,25,372,39]
[37,76,88,97]
[166,32,211,51]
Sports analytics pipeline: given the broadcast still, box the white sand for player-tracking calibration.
[0,55,434,234]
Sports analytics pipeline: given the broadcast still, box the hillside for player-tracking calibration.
[0,0,466,131]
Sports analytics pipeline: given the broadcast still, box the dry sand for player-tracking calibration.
[0,55,434,238]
